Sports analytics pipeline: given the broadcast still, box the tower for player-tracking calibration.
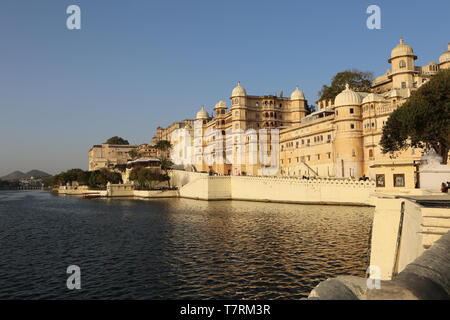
[290,85,307,122]
[230,81,248,132]
[333,84,364,178]
[388,38,417,89]
[439,43,450,70]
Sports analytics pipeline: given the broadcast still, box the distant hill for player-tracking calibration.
[1,170,51,181]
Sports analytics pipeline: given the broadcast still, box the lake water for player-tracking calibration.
[0,190,374,299]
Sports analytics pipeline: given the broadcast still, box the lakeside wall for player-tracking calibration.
[370,197,450,280]
[308,196,450,299]
[171,171,376,206]
[308,230,450,300]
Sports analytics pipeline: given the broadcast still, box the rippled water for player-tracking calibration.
[0,190,373,299]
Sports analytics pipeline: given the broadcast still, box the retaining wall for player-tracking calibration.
[172,170,376,205]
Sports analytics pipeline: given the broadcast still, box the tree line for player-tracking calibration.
[43,168,122,189]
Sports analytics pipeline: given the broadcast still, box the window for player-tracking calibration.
[327,152,331,159]
[307,155,311,161]
[394,174,405,187]
[350,123,355,129]
[317,154,320,160]
[336,110,339,116]
[235,124,239,129]
[235,111,239,117]
[352,149,356,157]
[399,60,406,69]
[369,149,374,158]
[376,174,385,187]
[401,82,406,89]
[350,108,354,114]
[256,102,259,107]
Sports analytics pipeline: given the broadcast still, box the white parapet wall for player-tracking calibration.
[171,170,376,205]
[230,176,375,205]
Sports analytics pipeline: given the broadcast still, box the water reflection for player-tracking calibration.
[0,191,373,299]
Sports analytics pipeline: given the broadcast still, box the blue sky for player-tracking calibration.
[0,0,449,176]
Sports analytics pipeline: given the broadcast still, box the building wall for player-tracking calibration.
[89,144,137,171]
[151,40,449,180]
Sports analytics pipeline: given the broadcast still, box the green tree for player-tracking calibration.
[87,169,122,189]
[128,167,162,190]
[305,103,316,115]
[105,136,129,145]
[159,158,173,188]
[155,140,172,155]
[128,149,139,160]
[318,69,374,101]
[380,69,450,164]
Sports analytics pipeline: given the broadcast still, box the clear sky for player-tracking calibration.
[0,0,449,176]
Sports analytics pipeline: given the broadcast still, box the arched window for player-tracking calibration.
[369,149,374,158]
[399,60,406,68]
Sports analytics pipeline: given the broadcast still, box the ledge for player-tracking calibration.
[308,231,450,300]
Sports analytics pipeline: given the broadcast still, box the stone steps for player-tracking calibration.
[422,233,447,249]
[421,217,450,228]
[421,225,450,235]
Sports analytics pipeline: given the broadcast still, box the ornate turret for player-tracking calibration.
[389,38,417,89]
[333,83,364,179]
[439,43,450,69]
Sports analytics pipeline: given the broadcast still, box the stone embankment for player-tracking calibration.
[308,231,450,300]
[171,170,376,206]
[308,196,450,300]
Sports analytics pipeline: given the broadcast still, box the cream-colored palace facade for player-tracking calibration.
[153,39,450,182]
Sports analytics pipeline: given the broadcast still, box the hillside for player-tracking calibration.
[0,170,51,181]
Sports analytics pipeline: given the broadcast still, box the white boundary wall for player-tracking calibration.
[172,171,376,205]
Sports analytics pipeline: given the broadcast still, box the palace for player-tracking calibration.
[153,39,449,185]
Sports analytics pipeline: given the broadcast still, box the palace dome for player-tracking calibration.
[334,84,362,107]
[215,100,227,109]
[231,81,247,97]
[439,43,450,64]
[389,37,417,62]
[196,106,209,119]
[362,93,384,104]
[290,85,305,100]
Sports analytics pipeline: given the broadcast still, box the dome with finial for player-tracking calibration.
[439,43,450,64]
[196,106,209,119]
[231,81,247,97]
[290,85,305,100]
[214,100,227,109]
[389,37,417,62]
[334,83,362,107]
